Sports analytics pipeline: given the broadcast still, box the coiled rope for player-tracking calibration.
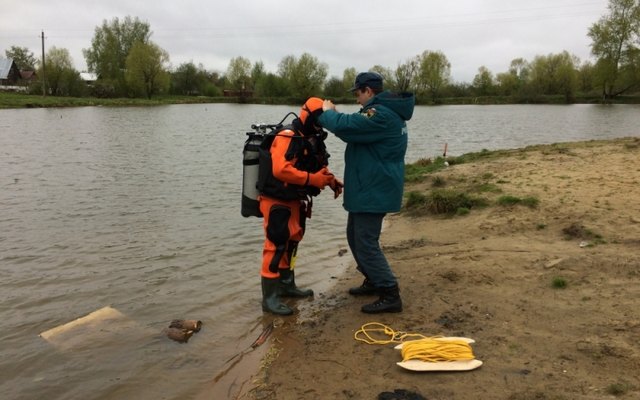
[354,322,475,362]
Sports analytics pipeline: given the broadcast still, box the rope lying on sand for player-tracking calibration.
[354,322,427,345]
[355,322,475,362]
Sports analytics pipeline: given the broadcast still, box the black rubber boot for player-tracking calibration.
[279,268,314,298]
[261,277,293,315]
[361,285,403,314]
[348,278,379,296]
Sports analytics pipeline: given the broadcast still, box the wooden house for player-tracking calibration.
[0,58,21,85]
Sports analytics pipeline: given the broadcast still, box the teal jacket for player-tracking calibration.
[318,91,415,213]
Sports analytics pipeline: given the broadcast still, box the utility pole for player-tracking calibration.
[41,30,46,97]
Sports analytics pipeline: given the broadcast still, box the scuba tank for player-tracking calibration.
[241,122,285,217]
[241,111,317,217]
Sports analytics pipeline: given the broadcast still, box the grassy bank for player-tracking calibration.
[0,92,233,109]
[0,92,347,109]
[2,91,639,109]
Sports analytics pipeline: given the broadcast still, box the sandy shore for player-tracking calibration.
[241,137,640,400]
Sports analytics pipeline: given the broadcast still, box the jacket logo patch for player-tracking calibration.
[361,108,376,118]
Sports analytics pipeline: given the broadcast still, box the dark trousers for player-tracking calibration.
[346,212,397,288]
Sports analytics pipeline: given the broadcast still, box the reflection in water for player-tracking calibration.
[0,103,639,399]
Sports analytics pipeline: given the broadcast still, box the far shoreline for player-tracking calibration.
[2,91,640,110]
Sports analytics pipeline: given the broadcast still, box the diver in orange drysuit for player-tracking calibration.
[257,97,342,315]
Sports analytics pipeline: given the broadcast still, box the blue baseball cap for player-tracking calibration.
[348,72,384,92]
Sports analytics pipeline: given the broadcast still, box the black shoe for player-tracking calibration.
[361,286,403,314]
[348,279,379,296]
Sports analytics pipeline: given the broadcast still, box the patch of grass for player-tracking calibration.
[542,144,574,155]
[456,207,470,216]
[552,277,567,289]
[405,191,428,209]
[404,189,487,215]
[497,195,521,206]
[481,172,495,180]
[562,223,604,243]
[536,223,547,230]
[428,189,487,214]
[431,176,446,187]
[497,195,539,208]
[623,138,640,150]
[521,196,540,208]
[606,382,632,396]
[473,182,503,193]
[405,157,449,182]
[446,148,522,166]
[405,189,488,215]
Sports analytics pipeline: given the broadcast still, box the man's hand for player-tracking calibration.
[330,178,343,199]
[308,167,335,189]
[322,99,336,112]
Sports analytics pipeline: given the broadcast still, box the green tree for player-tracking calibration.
[226,56,252,91]
[323,76,345,97]
[446,81,472,97]
[555,52,581,102]
[5,46,37,70]
[171,61,210,95]
[251,60,266,89]
[529,51,579,101]
[40,46,85,96]
[577,61,596,93]
[125,41,170,99]
[588,0,640,99]
[255,72,290,97]
[370,65,396,90]
[496,58,531,97]
[495,71,518,96]
[84,16,151,96]
[342,67,357,92]
[509,58,531,82]
[278,53,328,99]
[203,70,223,97]
[416,50,451,102]
[472,66,495,96]
[395,56,419,93]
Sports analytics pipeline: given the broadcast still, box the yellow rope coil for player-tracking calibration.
[354,322,475,363]
[400,339,474,362]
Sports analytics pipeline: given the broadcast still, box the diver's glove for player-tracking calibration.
[330,178,343,199]
[307,167,335,189]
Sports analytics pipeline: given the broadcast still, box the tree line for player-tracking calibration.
[4,0,640,102]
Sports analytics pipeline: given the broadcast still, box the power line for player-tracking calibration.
[0,2,606,40]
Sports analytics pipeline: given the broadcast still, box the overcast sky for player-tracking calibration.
[1,0,609,83]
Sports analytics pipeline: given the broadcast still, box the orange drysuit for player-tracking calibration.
[259,128,337,278]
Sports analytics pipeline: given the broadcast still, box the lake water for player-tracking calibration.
[1,103,639,400]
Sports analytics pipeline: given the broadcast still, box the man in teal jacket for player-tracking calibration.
[319,72,415,313]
